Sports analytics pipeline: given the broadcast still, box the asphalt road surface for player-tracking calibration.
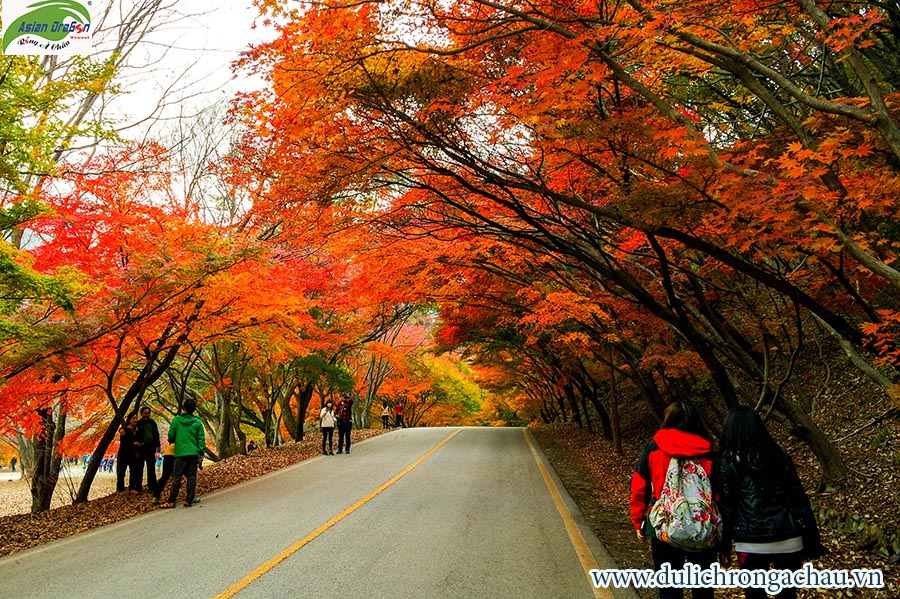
[0,427,639,599]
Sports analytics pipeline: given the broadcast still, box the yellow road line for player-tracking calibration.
[213,429,463,599]
[524,428,614,599]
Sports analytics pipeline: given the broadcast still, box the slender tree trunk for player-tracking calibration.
[30,408,66,513]
[609,349,622,454]
[16,433,33,479]
[278,389,300,442]
[294,382,314,441]
[215,391,238,460]
[565,384,584,427]
[775,395,848,490]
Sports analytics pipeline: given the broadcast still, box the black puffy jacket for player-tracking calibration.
[719,452,821,552]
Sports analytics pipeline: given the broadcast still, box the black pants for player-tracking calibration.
[167,455,199,505]
[153,455,175,499]
[382,415,390,428]
[395,415,404,428]
[651,537,716,599]
[337,421,352,452]
[321,427,334,453]
[116,454,139,492]
[132,449,158,490]
[739,551,803,599]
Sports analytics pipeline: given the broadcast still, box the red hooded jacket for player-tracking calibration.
[629,428,716,532]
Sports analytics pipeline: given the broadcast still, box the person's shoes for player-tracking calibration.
[159,502,175,509]
[346,449,350,454]
[184,502,192,507]
[329,451,334,455]
[336,450,342,454]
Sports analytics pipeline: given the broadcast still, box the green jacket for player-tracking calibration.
[167,413,205,458]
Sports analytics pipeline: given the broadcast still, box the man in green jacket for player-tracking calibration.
[160,399,205,509]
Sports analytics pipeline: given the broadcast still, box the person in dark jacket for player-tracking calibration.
[133,406,161,492]
[630,401,718,599]
[160,399,205,509]
[718,405,825,599]
[335,393,354,454]
[116,413,140,492]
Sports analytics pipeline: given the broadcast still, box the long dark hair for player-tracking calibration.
[659,401,706,438]
[720,405,786,469]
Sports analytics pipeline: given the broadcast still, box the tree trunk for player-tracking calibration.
[564,384,584,428]
[293,382,314,441]
[30,407,66,513]
[278,390,300,442]
[775,395,848,490]
[215,391,238,460]
[16,433,33,479]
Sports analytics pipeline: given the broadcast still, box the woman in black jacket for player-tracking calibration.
[719,406,826,598]
[116,413,140,493]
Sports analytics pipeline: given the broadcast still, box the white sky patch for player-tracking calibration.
[101,0,274,135]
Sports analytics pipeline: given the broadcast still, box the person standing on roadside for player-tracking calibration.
[320,400,336,455]
[133,407,161,492]
[116,413,140,493]
[335,392,354,454]
[381,402,392,429]
[394,400,404,429]
[10,455,17,472]
[160,399,205,509]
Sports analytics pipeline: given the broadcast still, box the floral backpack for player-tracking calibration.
[648,456,722,551]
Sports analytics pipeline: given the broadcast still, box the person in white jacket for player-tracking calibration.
[320,401,336,455]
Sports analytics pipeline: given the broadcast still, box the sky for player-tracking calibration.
[104,1,275,136]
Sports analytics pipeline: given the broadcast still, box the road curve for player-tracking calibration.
[0,427,638,599]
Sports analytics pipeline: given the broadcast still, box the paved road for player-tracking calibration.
[0,428,638,599]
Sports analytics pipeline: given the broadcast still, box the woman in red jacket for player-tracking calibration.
[630,401,718,599]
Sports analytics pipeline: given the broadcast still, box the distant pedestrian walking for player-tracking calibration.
[10,455,17,472]
[381,403,391,429]
[133,407,161,492]
[335,393,354,454]
[116,413,140,493]
[394,401,404,428]
[160,400,205,509]
[320,401,336,455]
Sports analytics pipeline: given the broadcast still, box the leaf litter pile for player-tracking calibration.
[0,430,384,558]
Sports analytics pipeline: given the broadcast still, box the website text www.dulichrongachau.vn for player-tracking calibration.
[589,563,884,594]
